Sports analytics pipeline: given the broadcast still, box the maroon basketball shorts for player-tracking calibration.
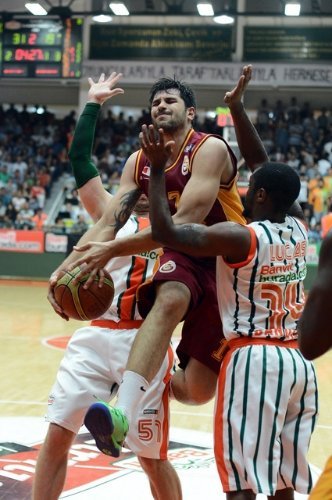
[137,249,225,374]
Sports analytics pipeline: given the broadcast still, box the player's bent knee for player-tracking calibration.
[172,367,217,405]
[184,383,216,404]
[154,281,191,317]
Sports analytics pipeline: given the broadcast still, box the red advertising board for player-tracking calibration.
[0,230,44,253]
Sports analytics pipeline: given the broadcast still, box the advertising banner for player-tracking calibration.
[0,230,44,253]
[45,232,68,253]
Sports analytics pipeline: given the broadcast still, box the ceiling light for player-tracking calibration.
[197,3,214,16]
[25,3,48,15]
[92,14,113,22]
[109,3,129,15]
[213,14,234,24]
[284,3,301,16]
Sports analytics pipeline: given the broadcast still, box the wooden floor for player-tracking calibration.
[0,279,331,473]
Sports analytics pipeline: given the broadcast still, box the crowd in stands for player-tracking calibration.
[0,103,74,231]
[1,98,332,242]
[254,96,332,242]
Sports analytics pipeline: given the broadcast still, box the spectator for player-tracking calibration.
[12,190,27,211]
[19,201,34,227]
[317,151,331,177]
[71,214,89,234]
[256,98,271,132]
[286,96,300,122]
[308,222,322,243]
[309,176,328,222]
[32,207,48,230]
[4,202,17,224]
[30,180,46,208]
[321,202,332,238]
[0,165,10,186]
[298,173,309,210]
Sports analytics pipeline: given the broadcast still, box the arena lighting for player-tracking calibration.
[109,3,130,15]
[213,14,235,24]
[197,3,214,16]
[92,14,113,22]
[25,3,47,15]
[284,2,301,16]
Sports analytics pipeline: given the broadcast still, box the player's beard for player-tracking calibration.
[152,109,187,132]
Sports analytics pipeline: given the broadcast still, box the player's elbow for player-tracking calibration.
[151,225,168,246]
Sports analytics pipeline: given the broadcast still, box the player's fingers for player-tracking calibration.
[157,128,166,145]
[98,73,105,82]
[238,74,246,90]
[165,140,175,154]
[49,273,59,286]
[47,289,69,321]
[244,65,252,82]
[148,124,157,144]
[109,72,123,85]
[73,243,92,252]
[109,88,124,98]
[138,131,145,148]
[139,125,148,148]
[107,71,117,81]
[67,257,87,272]
[142,124,152,146]
[97,268,105,288]
[224,91,230,102]
[88,77,95,87]
[83,268,99,289]
[71,263,91,284]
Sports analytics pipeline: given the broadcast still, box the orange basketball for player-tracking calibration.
[54,267,114,320]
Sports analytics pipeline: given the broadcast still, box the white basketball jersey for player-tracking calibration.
[100,214,159,322]
[216,216,308,341]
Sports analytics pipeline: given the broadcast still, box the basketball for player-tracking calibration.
[54,267,115,321]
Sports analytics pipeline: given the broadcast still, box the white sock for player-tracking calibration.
[116,370,149,424]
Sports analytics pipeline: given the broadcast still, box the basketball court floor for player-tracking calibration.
[0,280,331,499]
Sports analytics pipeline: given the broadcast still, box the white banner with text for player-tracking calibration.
[83,61,332,87]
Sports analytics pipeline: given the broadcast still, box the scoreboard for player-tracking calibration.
[0,18,83,78]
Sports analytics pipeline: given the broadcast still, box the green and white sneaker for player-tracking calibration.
[84,402,129,458]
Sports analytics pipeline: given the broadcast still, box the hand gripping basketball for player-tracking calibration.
[54,267,114,320]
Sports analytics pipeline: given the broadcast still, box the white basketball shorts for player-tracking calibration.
[46,325,175,459]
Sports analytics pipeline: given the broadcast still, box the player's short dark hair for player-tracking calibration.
[149,78,196,109]
[252,162,301,212]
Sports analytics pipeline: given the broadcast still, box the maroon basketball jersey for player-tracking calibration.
[134,129,245,226]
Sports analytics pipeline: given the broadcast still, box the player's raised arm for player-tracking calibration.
[298,231,332,359]
[225,65,304,220]
[225,65,269,171]
[69,72,124,220]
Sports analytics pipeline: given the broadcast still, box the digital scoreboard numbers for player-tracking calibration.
[0,18,83,78]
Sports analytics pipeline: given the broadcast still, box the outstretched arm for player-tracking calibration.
[69,72,124,220]
[298,232,332,359]
[225,65,269,171]
[226,65,304,221]
[48,73,125,318]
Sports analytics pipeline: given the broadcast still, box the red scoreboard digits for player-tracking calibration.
[0,18,83,78]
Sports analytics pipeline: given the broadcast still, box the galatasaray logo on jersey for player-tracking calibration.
[181,155,190,176]
[159,260,176,273]
[142,165,150,176]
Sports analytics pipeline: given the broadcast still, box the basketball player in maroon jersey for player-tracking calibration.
[61,66,268,456]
